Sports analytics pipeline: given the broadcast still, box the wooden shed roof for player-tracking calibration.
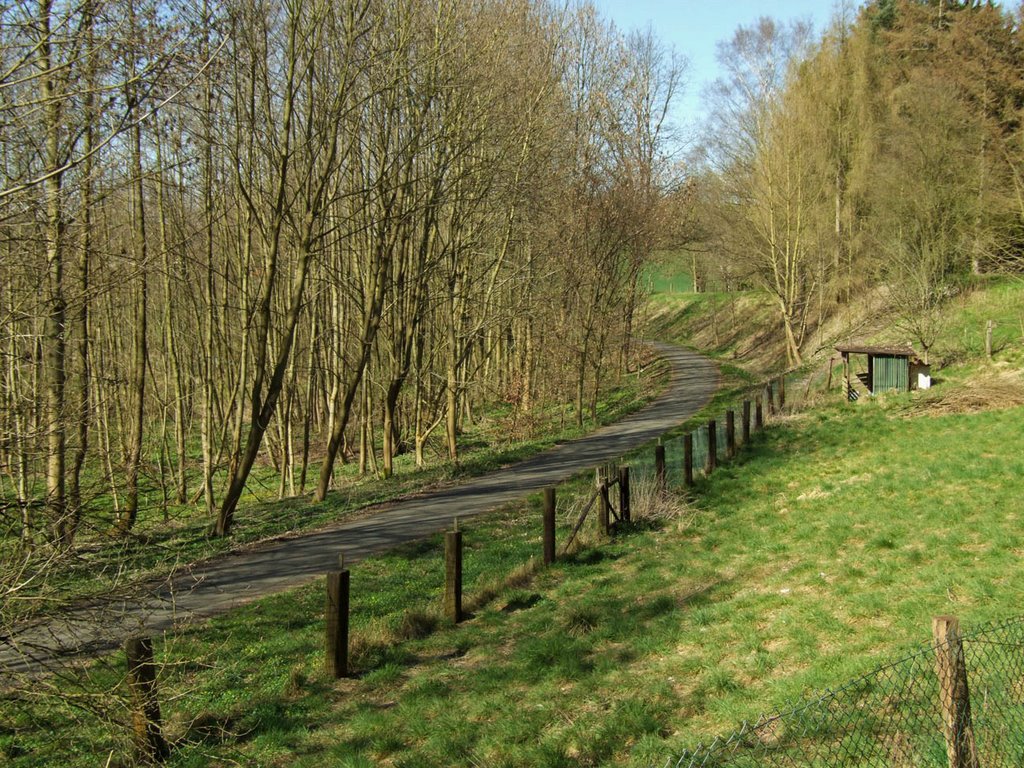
[835,344,917,357]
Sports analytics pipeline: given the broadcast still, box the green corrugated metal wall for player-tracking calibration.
[872,355,909,393]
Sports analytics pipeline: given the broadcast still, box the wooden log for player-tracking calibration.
[562,484,601,553]
[755,396,763,430]
[726,410,736,460]
[655,444,666,494]
[683,433,694,487]
[325,570,350,678]
[543,487,556,565]
[705,420,717,475]
[445,530,463,623]
[742,400,751,444]
[932,616,979,768]
[618,466,630,523]
[125,636,169,763]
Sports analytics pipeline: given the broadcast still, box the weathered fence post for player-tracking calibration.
[125,636,169,763]
[683,433,694,487]
[705,420,717,475]
[932,616,979,768]
[543,487,556,565]
[618,466,630,523]
[755,396,763,431]
[325,568,350,678]
[655,444,666,495]
[726,410,736,459]
[445,526,463,623]
[598,476,611,536]
[742,400,751,444]
[986,320,994,360]
[778,375,786,410]
[765,384,775,416]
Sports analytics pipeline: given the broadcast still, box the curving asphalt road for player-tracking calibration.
[1,343,718,679]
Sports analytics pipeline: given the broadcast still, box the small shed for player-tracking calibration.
[835,344,929,400]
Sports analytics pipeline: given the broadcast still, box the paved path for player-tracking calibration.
[1,343,717,678]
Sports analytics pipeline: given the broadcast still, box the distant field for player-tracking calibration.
[643,251,694,295]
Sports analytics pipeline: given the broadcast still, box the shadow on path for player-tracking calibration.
[1,343,718,677]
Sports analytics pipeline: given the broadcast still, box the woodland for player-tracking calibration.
[688,0,1024,367]
[4,0,1024,764]
[0,0,681,553]
[2,0,1023,614]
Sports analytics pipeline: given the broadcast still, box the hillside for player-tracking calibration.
[6,280,1023,766]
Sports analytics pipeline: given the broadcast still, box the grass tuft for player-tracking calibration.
[396,609,440,641]
[563,607,600,637]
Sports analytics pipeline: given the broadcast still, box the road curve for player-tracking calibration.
[1,343,718,678]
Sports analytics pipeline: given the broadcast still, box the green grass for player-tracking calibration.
[7,381,1024,766]
[2,360,667,624]
[642,251,694,295]
[7,278,1023,766]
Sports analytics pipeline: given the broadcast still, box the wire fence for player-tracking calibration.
[664,615,1024,768]
[627,379,782,492]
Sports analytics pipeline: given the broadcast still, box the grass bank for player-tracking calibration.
[7,370,1024,766]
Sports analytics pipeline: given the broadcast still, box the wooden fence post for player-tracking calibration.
[655,444,666,495]
[726,410,736,459]
[598,476,610,536]
[543,487,556,565]
[755,396,763,431]
[618,466,630,523]
[933,616,979,768]
[683,433,694,487]
[765,384,775,416]
[125,636,169,763]
[445,528,463,623]
[326,569,350,678]
[742,400,751,444]
[778,375,786,410]
[705,420,717,475]
[986,320,994,360]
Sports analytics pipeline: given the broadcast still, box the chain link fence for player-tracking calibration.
[664,616,1024,768]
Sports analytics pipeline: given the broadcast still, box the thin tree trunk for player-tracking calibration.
[39,0,68,541]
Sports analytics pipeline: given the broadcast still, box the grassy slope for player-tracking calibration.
[5,280,1024,767]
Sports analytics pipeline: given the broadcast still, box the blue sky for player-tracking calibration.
[592,0,844,132]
